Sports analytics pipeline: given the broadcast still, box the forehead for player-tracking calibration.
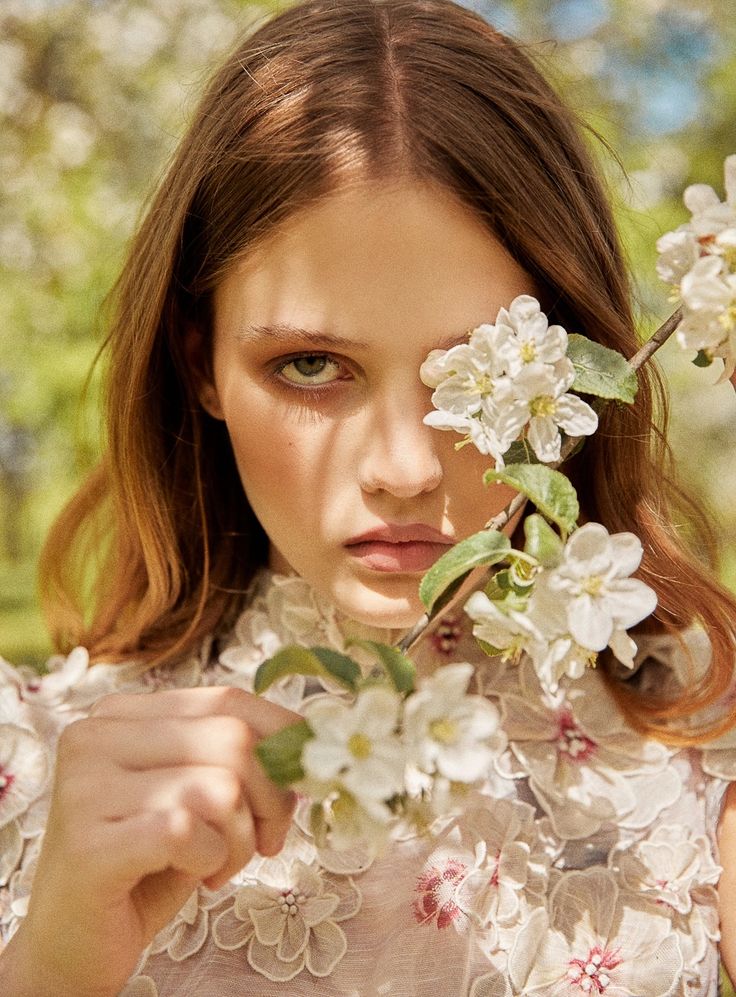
[213,179,533,353]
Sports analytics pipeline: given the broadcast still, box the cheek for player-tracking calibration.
[440,437,516,531]
[220,395,340,526]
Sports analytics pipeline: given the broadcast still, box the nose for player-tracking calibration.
[357,386,444,499]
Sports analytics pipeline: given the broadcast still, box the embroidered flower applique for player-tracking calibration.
[610,824,721,993]
[0,682,51,895]
[508,867,681,995]
[119,975,159,997]
[469,968,513,997]
[497,662,680,839]
[454,799,550,947]
[0,833,41,941]
[212,858,359,982]
[147,884,228,962]
[412,849,470,931]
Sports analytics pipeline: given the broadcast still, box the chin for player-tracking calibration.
[332,576,427,630]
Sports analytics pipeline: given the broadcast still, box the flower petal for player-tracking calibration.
[305,919,348,977]
[553,394,598,437]
[211,906,255,951]
[568,594,613,650]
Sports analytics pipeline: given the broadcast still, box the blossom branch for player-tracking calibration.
[397,307,683,657]
[628,307,683,371]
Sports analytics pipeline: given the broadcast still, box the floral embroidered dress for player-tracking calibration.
[1,571,735,997]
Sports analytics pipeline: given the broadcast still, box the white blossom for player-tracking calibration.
[542,523,657,654]
[463,524,656,691]
[464,590,547,665]
[656,154,736,377]
[402,662,504,783]
[682,154,736,240]
[504,360,598,463]
[493,295,569,376]
[655,227,700,285]
[420,295,596,464]
[300,687,406,833]
[677,254,736,379]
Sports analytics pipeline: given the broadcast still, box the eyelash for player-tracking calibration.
[271,352,350,392]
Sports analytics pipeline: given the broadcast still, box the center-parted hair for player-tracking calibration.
[41,0,736,741]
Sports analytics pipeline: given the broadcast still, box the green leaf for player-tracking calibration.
[311,648,363,690]
[347,639,416,694]
[419,529,511,613]
[566,333,638,404]
[254,645,360,694]
[485,464,579,536]
[476,638,505,658]
[523,513,564,567]
[502,439,541,465]
[255,719,313,788]
[693,349,713,368]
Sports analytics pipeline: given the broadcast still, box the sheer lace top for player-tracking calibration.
[2,571,735,996]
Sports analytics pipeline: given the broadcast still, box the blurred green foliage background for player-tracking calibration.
[1,0,735,662]
[0,1,734,989]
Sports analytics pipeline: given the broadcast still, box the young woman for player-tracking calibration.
[1,1,735,994]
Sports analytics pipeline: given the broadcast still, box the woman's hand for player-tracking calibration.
[1,686,299,997]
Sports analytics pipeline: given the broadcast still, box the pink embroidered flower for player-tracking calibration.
[610,823,721,990]
[454,798,550,948]
[499,663,680,839]
[508,868,681,996]
[412,851,468,930]
[0,722,49,834]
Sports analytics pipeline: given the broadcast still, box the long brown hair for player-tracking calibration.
[40,0,736,742]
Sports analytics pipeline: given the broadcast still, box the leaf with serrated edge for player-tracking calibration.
[419,530,511,613]
[485,464,579,536]
[567,333,638,403]
[255,719,312,787]
[523,513,563,567]
[348,639,416,694]
[254,645,359,694]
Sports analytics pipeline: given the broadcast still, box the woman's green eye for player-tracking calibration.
[279,355,342,385]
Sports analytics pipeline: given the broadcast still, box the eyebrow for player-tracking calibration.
[236,323,370,350]
[236,322,472,352]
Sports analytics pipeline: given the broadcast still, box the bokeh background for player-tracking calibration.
[1,0,735,659]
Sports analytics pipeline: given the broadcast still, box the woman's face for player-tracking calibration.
[206,179,533,627]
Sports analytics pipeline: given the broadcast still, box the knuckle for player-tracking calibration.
[57,717,100,760]
[158,807,194,846]
[88,692,131,717]
[212,685,254,715]
[214,715,254,758]
[204,769,243,814]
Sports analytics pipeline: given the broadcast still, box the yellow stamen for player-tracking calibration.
[520,341,537,363]
[430,718,458,744]
[530,396,557,418]
[348,733,372,759]
[583,575,604,597]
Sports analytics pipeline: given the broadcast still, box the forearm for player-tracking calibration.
[718,782,736,986]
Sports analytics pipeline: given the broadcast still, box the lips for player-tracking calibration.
[344,523,454,573]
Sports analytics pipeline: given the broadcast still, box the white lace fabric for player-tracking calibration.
[1,571,734,996]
